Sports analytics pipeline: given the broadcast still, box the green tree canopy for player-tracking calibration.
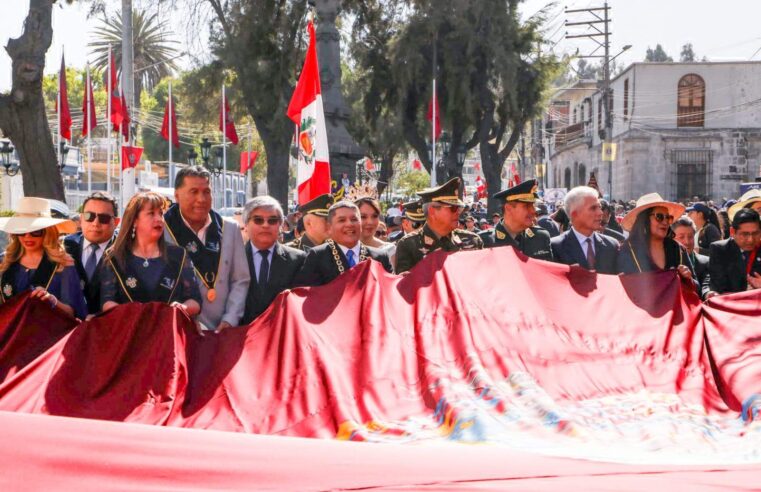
[645,44,673,62]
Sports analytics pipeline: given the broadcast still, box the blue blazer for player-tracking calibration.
[551,229,619,274]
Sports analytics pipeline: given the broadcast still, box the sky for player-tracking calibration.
[2,0,761,91]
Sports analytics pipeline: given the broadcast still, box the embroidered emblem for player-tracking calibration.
[126,277,138,289]
[206,241,219,252]
[495,230,506,240]
[424,235,434,246]
[2,284,12,297]
[525,228,535,238]
[160,277,176,290]
[186,241,198,254]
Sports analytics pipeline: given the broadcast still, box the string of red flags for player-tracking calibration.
[160,95,179,148]
[219,92,239,145]
[240,151,258,174]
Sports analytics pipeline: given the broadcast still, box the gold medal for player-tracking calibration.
[206,288,217,302]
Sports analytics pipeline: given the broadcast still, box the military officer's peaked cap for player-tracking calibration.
[298,193,333,217]
[402,200,425,222]
[417,177,465,207]
[492,179,539,204]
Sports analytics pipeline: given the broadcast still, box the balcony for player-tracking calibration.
[552,122,591,153]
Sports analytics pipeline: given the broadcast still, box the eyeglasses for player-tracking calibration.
[375,230,386,238]
[15,230,44,238]
[650,213,674,224]
[83,211,114,224]
[435,204,464,214]
[735,231,761,240]
[250,216,281,226]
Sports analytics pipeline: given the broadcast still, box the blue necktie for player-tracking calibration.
[346,249,356,268]
[84,243,99,281]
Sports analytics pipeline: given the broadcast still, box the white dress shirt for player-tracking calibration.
[81,238,109,267]
[181,211,212,244]
[571,227,595,257]
[250,243,276,282]
[337,243,361,265]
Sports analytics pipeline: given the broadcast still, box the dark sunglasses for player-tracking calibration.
[15,230,44,238]
[375,230,385,238]
[250,216,281,226]
[650,213,674,223]
[436,204,464,213]
[83,211,114,225]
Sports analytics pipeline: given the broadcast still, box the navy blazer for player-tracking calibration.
[550,229,619,274]
[243,242,306,324]
[63,232,114,314]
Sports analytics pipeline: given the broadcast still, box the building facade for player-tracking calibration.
[546,62,761,202]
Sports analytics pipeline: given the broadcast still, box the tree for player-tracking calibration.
[680,43,696,62]
[88,8,181,110]
[645,44,673,62]
[576,58,599,79]
[0,0,64,200]
[395,168,430,197]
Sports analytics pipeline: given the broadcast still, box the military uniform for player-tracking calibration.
[283,193,333,252]
[394,178,483,274]
[483,179,553,261]
[389,200,425,243]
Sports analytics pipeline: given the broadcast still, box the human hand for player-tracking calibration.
[677,265,693,282]
[170,301,189,316]
[215,321,232,334]
[748,272,761,290]
[704,291,719,301]
[31,287,57,308]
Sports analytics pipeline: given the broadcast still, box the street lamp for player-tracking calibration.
[212,146,224,176]
[440,132,451,156]
[187,149,198,167]
[456,145,466,167]
[200,138,212,166]
[58,141,70,173]
[0,141,18,176]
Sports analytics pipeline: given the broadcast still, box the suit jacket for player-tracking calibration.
[482,222,553,261]
[601,227,626,243]
[164,216,250,329]
[537,216,561,238]
[550,229,619,274]
[63,233,114,314]
[295,240,393,287]
[706,239,761,295]
[690,252,709,297]
[243,242,306,324]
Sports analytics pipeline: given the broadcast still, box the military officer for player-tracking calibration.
[482,179,553,261]
[285,193,333,251]
[395,177,483,274]
[388,200,425,243]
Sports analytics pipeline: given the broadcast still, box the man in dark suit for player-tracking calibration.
[296,201,393,286]
[536,201,560,238]
[671,216,709,294]
[550,186,619,274]
[242,196,306,323]
[704,208,761,299]
[63,192,119,315]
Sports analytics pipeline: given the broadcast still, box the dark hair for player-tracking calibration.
[672,216,696,232]
[599,199,612,213]
[731,208,761,230]
[355,197,382,215]
[174,165,211,189]
[82,191,118,217]
[718,209,730,239]
[629,206,676,245]
[105,192,168,271]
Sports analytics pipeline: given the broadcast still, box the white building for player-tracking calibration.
[546,62,761,202]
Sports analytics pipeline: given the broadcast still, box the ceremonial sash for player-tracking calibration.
[0,255,57,301]
[746,248,759,276]
[164,204,224,298]
[326,240,369,274]
[107,248,186,304]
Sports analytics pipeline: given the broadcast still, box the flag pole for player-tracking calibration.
[247,123,252,199]
[87,65,92,194]
[168,80,173,186]
[430,40,437,187]
[57,51,62,174]
[222,83,227,209]
[107,45,112,194]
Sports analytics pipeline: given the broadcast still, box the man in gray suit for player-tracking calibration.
[164,166,250,332]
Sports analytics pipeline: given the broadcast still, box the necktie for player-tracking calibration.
[84,243,99,281]
[346,249,356,268]
[586,237,596,270]
[258,249,270,286]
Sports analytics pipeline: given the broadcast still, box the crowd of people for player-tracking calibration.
[0,164,759,330]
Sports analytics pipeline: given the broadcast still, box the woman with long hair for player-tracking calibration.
[687,202,721,255]
[0,197,86,318]
[356,197,390,249]
[616,193,696,286]
[100,192,201,316]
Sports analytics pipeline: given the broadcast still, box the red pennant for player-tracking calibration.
[56,55,72,140]
[119,93,130,140]
[160,97,179,148]
[107,51,123,128]
[240,151,259,174]
[426,92,442,140]
[219,92,239,145]
[121,145,143,170]
[81,71,97,136]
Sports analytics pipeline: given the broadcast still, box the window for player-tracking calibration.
[578,164,587,186]
[677,74,705,127]
[564,168,572,189]
[573,108,578,124]
[623,79,629,120]
[671,149,712,200]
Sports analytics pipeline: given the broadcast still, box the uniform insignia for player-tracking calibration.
[495,230,506,240]
[2,284,12,297]
[160,277,176,290]
[424,235,434,246]
[206,241,219,252]
[451,234,462,245]
[126,277,138,289]
[186,241,198,254]
[525,228,535,238]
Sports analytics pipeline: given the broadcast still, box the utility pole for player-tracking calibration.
[121,0,135,211]
[566,2,613,198]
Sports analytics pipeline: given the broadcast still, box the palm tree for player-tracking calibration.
[88,8,181,109]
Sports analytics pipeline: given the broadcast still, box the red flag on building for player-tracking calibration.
[107,49,123,129]
[81,69,97,136]
[219,91,239,145]
[426,92,442,140]
[473,161,481,172]
[121,145,143,170]
[160,97,179,148]
[475,176,486,198]
[56,55,72,140]
[412,159,422,171]
[119,93,130,140]
[240,151,259,174]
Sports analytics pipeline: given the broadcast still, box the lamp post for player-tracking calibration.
[0,141,18,177]
[58,141,70,173]
[212,147,224,176]
[200,138,212,167]
[187,149,198,167]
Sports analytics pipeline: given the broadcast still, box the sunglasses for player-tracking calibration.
[375,230,386,238]
[250,216,281,226]
[650,213,674,224]
[15,230,44,238]
[435,204,464,214]
[83,211,114,225]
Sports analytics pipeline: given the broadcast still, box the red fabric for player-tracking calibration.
[121,145,142,170]
[56,55,72,140]
[286,20,321,125]
[107,51,123,128]
[160,97,179,148]
[119,93,130,140]
[412,158,422,171]
[239,150,258,174]
[81,72,97,136]
[219,92,239,145]
[365,157,375,171]
[427,91,442,140]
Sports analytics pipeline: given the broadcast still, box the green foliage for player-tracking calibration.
[680,43,696,62]
[395,169,430,196]
[645,44,673,62]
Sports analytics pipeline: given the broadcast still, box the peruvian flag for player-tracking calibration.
[121,145,143,170]
[119,93,130,140]
[286,18,331,205]
[507,162,520,188]
[107,48,123,129]
[160,96,179,148]
[57,55,72,140]
[219,90,239,145]
[426,91,442,140]
[240,151,259,174]
[475,176,486,198]
[81,69,97,136]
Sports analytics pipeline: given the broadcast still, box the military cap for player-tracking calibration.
[298,193,333,217]
[492,179,539,204]
[417,177,464,207]
[402,200,425,222]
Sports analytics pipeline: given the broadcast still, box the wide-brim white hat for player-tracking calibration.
[621,193,686,232]
[728,189,761,222]
[0,197,76,235]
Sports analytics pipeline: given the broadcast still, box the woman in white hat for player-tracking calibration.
[616,193,696,286]
[0,197,87,319]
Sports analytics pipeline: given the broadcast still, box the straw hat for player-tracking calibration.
[728,189,761,222]
[620,193,685,232]
[0,197,76,235]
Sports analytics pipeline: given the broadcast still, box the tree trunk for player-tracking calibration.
[480,143,502,215]
[0,0,64,201]
[258,123,291,208]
